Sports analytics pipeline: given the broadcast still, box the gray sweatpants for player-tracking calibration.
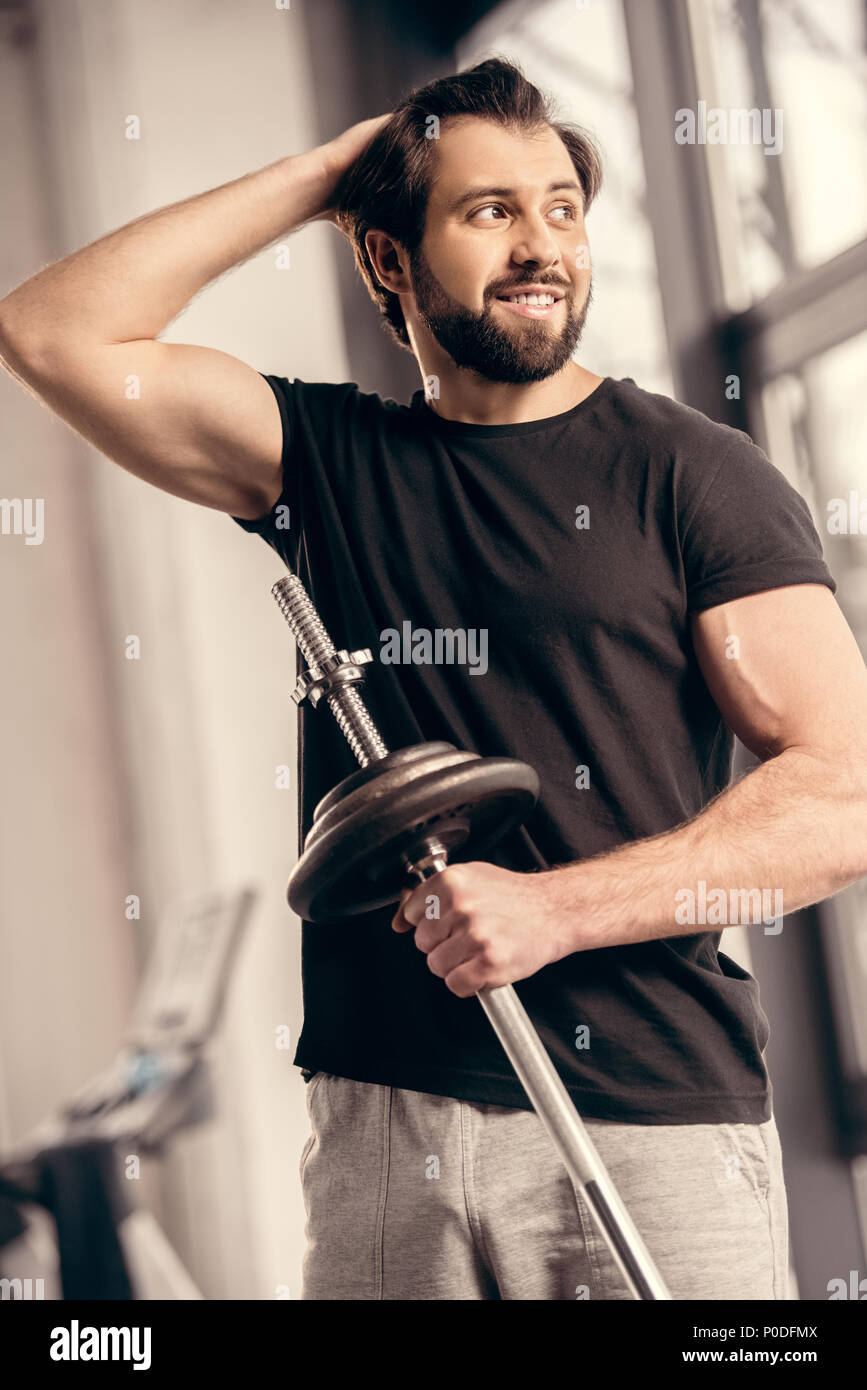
[298,1072,790,1300]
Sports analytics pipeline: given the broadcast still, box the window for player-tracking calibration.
[700,0,867,310]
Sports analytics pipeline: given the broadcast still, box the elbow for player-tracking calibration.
[0,301,33,363]
[0,305,60,381]
[830,755,867,878]
[842,745,867,816]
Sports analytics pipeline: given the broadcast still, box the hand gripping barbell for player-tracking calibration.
[271,572,671,1301]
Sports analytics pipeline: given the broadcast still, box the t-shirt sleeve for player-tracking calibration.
[229,372,300,566]
[229,374,367,572]
[680,432,837,613]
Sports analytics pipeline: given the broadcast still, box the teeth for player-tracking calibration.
[508,293,555,306]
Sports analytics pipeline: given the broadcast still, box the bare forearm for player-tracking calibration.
[0,148,331,348]
[545,750,867,953]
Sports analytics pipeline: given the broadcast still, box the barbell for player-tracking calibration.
[271,571,671,1301]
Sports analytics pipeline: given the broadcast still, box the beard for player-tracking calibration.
[408,243,593,384]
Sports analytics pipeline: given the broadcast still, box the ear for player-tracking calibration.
[365,229,412,296]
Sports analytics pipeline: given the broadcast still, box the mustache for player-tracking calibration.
[486,279,572,298]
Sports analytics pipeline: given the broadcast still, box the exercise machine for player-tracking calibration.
[0,887,254,1299]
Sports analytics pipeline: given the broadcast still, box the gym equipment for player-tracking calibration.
[0,887,255,1299]
[272,573,672,1301]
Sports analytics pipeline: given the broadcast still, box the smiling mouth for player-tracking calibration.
[494,293,564,319]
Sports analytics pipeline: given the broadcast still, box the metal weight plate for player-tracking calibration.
[287,743,540,922]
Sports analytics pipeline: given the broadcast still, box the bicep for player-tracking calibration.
[5,337,285,517]
[690,584,867,763]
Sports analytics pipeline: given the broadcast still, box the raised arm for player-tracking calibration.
[0,115,388,519]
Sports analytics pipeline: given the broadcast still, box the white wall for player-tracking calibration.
[0,0,138,1161]
[1,0,350,1298]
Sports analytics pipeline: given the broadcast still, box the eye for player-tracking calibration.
[549,204,577,222]
[471,204,507,221]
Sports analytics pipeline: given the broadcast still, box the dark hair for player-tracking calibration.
[333,57,604,350]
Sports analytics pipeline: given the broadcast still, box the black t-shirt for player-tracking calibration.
[232,373,836,1123]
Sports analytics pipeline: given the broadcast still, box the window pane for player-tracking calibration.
[760,327,867,648]
[704,0,867,307]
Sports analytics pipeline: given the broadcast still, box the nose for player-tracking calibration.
[509,213,560,272]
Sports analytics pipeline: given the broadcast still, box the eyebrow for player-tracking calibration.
[447,180,583,212]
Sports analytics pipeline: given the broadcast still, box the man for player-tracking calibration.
[2,58,866,1302]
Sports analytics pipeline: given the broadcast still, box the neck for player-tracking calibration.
[418,359,604,426]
